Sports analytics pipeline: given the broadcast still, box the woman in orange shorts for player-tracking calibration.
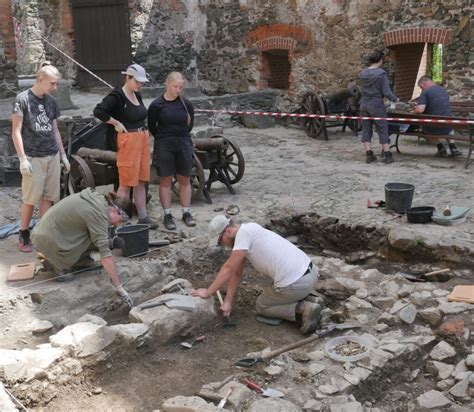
[94,64,158,229]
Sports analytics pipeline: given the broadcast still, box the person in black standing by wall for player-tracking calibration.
[359,50,398,164]
[94,64,158,229]
[148,72,196,230]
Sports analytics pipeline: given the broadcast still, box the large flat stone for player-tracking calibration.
[162,395,219,411]
[0,382,18,412]
[247,397,302,412]
[429,341,456,361]
[0,345,64,382]
[129,296,216,343]
[49,322,116,358]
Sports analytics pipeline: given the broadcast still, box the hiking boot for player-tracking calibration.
[366,151,377,163]
[300,302,322,334]
[435,147,448,158]
[383,151,394,164]
[138,216,159,230]
[163,214,177,230]
[182,212,196,227]
[18,230,33,253]
[42,258,74,282]
[450,148,462,157]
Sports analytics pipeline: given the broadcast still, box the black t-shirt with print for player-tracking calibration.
[12,89,60,157]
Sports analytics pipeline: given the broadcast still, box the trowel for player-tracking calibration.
[180,335,206,349]
[243,379,284,398]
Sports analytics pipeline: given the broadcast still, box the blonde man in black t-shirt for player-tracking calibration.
[12,62,70,252]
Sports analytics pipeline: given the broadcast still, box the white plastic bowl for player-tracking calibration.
[325,335,372,362]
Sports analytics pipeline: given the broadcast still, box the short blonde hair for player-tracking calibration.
[36,61,61,80]
[165,71,185,85]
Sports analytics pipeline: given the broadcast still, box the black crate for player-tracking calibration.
[1,168,22,187]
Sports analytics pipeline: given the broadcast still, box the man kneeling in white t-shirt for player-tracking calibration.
[191,215,322,334]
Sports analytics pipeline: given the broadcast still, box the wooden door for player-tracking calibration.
[71,0,131,89]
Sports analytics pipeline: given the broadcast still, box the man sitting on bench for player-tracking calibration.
[410,75,462,157]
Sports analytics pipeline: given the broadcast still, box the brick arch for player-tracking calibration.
[384,27,451,47]
[247,23,312,54]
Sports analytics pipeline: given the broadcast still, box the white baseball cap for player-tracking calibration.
[208,215,230,247]
[121,64,149,83]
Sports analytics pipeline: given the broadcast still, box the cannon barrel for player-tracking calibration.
[192,137,229,151]
[77,147,117,164]
[326,86,360,104]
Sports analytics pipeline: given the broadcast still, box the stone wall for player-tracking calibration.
[0,0,472,101]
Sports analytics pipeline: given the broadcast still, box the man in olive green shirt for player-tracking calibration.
[32,188,133,307]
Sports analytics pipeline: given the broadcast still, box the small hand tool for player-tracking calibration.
[216,290,237,328]
[243,379,284,398]
[217,387,234,409]
[180,335,206,349]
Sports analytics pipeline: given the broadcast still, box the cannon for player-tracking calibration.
[299,86,362,140]
[65,120,245,204]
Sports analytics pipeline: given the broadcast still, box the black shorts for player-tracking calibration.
[153,137,193,177]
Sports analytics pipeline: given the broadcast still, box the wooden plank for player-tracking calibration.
[8,262,36,281]
[448,285,474,304]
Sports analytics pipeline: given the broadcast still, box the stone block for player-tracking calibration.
[418,308,442,327]
[416,390,451,409]
[49,322,116,358]
[77,314,107,326]
[129,296,216,343]
[398,304,417,324]
[329,401,363,412]
[449,376,470,399]
[438,317,465,337]
[429,341,456,361]
[307,362,325,376]
[28,319,54,334]
[162,395,219,411]
[218,381,252,408]
[247,397,302,412]
[0,345,64,382]
[0,382,18,412]
[241,114,275,129]
[109,323,150,342]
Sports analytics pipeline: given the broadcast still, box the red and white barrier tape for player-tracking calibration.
[195,108,474,126]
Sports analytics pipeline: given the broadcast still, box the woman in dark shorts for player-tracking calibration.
[94,64,158,229]
[148,72,196,230]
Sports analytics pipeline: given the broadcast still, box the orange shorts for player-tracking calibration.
[116,131,151,187]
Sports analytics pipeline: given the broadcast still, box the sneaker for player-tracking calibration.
[450,148,462,157]
[366,151,377,163]
[300,302,322,334]
[163,214,177,230]
[18,230,33,253]
[383,152,394,164]
[182,212,196,227]
[138,216,159,230]
[435,148,448,158]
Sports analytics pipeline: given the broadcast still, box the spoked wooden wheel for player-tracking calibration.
[171,152,205,200]
[300,92,326,139]
[213,136,245,184]
[67,154,95,194]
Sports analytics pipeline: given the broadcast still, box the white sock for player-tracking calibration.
[164,208,172,216]
[182,207,191,214]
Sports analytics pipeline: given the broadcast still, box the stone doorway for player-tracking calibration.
[262,50,291,90]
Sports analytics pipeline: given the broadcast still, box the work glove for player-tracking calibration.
[115,285,134,309]
[114,121,128,133]
[19,155,33,177]
[60,153,71,173]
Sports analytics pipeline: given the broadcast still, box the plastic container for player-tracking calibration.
[384,182,415,214]
[116,224,149,257]
[325,335,372,362]
[406,206,435,223]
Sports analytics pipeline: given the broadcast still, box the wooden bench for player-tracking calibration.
[387,107,473,168]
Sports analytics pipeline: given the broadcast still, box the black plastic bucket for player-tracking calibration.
[116,224,149,257]
[384,183,415,214]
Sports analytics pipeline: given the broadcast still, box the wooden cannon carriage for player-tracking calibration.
[65,120,245,203]
[298,86,362,140]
